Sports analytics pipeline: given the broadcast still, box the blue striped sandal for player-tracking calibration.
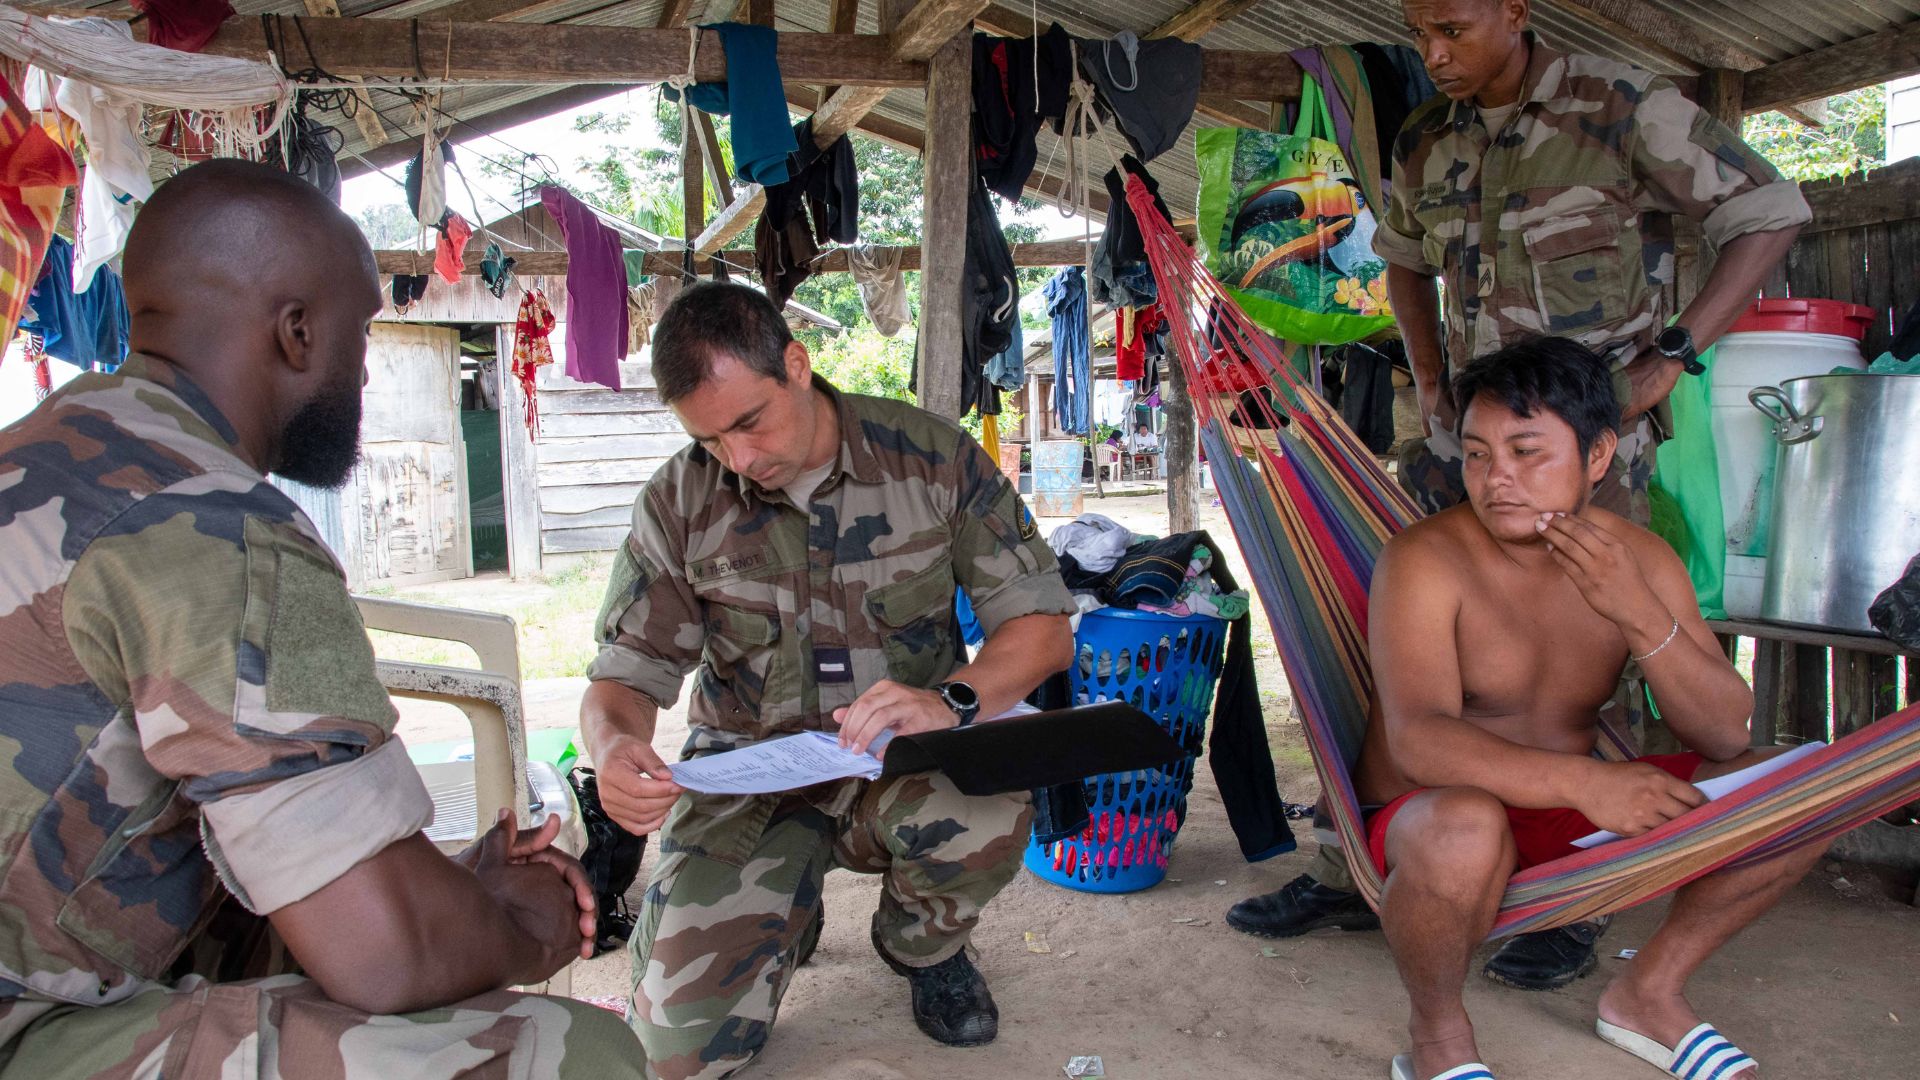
[1389,1055,1495,1080]
[1596,1019,1757,1079]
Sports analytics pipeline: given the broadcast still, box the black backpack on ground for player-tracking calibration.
[568,767,647,956]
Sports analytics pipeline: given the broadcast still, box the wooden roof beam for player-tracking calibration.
[302,0,388,148]
[691,0,994,254]
[1742,19,1920,116]
[1546,0,1828,125]
[1147,0,1263,41]
[375,231,1192,276]
[972,3,1283,128]
[199,18,927,85]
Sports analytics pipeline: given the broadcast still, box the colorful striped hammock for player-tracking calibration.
[1124,174,1920,938]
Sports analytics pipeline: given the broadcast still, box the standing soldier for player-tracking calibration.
[581,282,1075,1079]
[1227,0,1808,993]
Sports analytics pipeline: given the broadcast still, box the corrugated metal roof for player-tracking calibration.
[78,0,1917,223]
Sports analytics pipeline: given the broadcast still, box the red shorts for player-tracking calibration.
[1363,752,1706,877]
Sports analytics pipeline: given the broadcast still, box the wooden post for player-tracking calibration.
[1164,350,1200,533]
[914,30,971,418]
[1749,637,1794,746]
[680,100,705,248]
[494,324,542,580]
[1793,644,1830,743]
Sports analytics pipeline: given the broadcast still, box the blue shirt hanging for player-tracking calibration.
[1044,266,1089,435]
[663,23,798,188]
[20,236,129,373]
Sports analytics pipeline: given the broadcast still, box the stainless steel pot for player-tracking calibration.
[1749,374,1920,634]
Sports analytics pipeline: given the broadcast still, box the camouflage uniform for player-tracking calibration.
[0,355,641,1078]
[591,375,1073,1080]
[1373,32,1811,524]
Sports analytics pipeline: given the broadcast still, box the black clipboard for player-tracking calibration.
[879,701,1183,796]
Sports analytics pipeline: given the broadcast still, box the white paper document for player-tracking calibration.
[1571,740,1828,849]
[667,703,1043,796]
[667,732,883,795]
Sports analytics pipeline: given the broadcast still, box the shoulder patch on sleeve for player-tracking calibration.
[1016,499,1038,542]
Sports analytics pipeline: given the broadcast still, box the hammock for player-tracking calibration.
[1124,173,1920,939]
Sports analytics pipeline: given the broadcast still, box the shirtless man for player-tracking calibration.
[1356,337,1823,1080]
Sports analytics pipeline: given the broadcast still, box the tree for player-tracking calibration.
[354,202,426,249]
[1743,86,1887,182]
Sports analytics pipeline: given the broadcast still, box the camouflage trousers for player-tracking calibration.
[629,771,1032,1080]
[0,974,642,1079]
[1395,413,1659,525]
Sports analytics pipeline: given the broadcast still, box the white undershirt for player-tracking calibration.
[781,459,835,511]
[1478,100,1521,134]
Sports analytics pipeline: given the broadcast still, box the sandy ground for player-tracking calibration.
[391,493,1920,1079]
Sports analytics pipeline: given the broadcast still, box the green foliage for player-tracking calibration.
[808,326,917,402]
[354,202,425,249]
[1742,86,1887,182]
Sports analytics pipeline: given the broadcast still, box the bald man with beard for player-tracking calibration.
[0,159,643,1078]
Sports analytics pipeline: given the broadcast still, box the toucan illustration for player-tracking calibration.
[1228,172,1359,287]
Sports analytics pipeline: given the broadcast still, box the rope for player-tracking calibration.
[0,5,290,146]
[665,25,701,92]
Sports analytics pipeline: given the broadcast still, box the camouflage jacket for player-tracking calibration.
[590,376,1073,865]
[0,356,431,1012]
[1373,34,1810,373]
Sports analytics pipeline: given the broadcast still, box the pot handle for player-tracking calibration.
[1748,385,1823,444]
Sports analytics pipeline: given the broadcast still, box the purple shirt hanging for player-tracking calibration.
[539,185,627,390]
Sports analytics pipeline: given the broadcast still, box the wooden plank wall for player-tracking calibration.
[534,347,689,555]
[1759,159,1920,360]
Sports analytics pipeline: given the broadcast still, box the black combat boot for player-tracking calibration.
[873,926,998,1047]
[1482,917,1610,990]
[1226,873,1382,938]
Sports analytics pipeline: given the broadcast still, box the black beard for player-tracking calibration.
[274,382,364,489]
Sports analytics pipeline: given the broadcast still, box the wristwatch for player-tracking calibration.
[1656,325,1705,376]
[935,681,981,728]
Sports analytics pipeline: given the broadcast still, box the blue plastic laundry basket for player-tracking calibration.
[1024,607,1227,893]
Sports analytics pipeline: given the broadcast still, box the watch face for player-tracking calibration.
[942,681,979,709]
[1657,326,1691,356]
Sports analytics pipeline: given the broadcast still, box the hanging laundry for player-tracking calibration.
[959,173,1017,417]
[622,249,648,287]
[754,117,856,308]
[480,242,516,298]
[1286,47,1386,219]
[406,137,449,228]
[20,235,129,372]
[433,211,472,284]
[1076,32,1201,162]
[971,24,1073,203]
[1045,265,1089,435]
[26,336,50,400]
[1354,44,1411,175]
[390,273,429,313]
[665,23,797,187]
[0,64,76,347]
[512,287,556,435]
[984,303,1025,392]
[130,0,235,53]
[540,185,627,390]
[1114,302,1164,382]
[847,244,910,337]
[36,24,152,291]
[1091,157,1167,308]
